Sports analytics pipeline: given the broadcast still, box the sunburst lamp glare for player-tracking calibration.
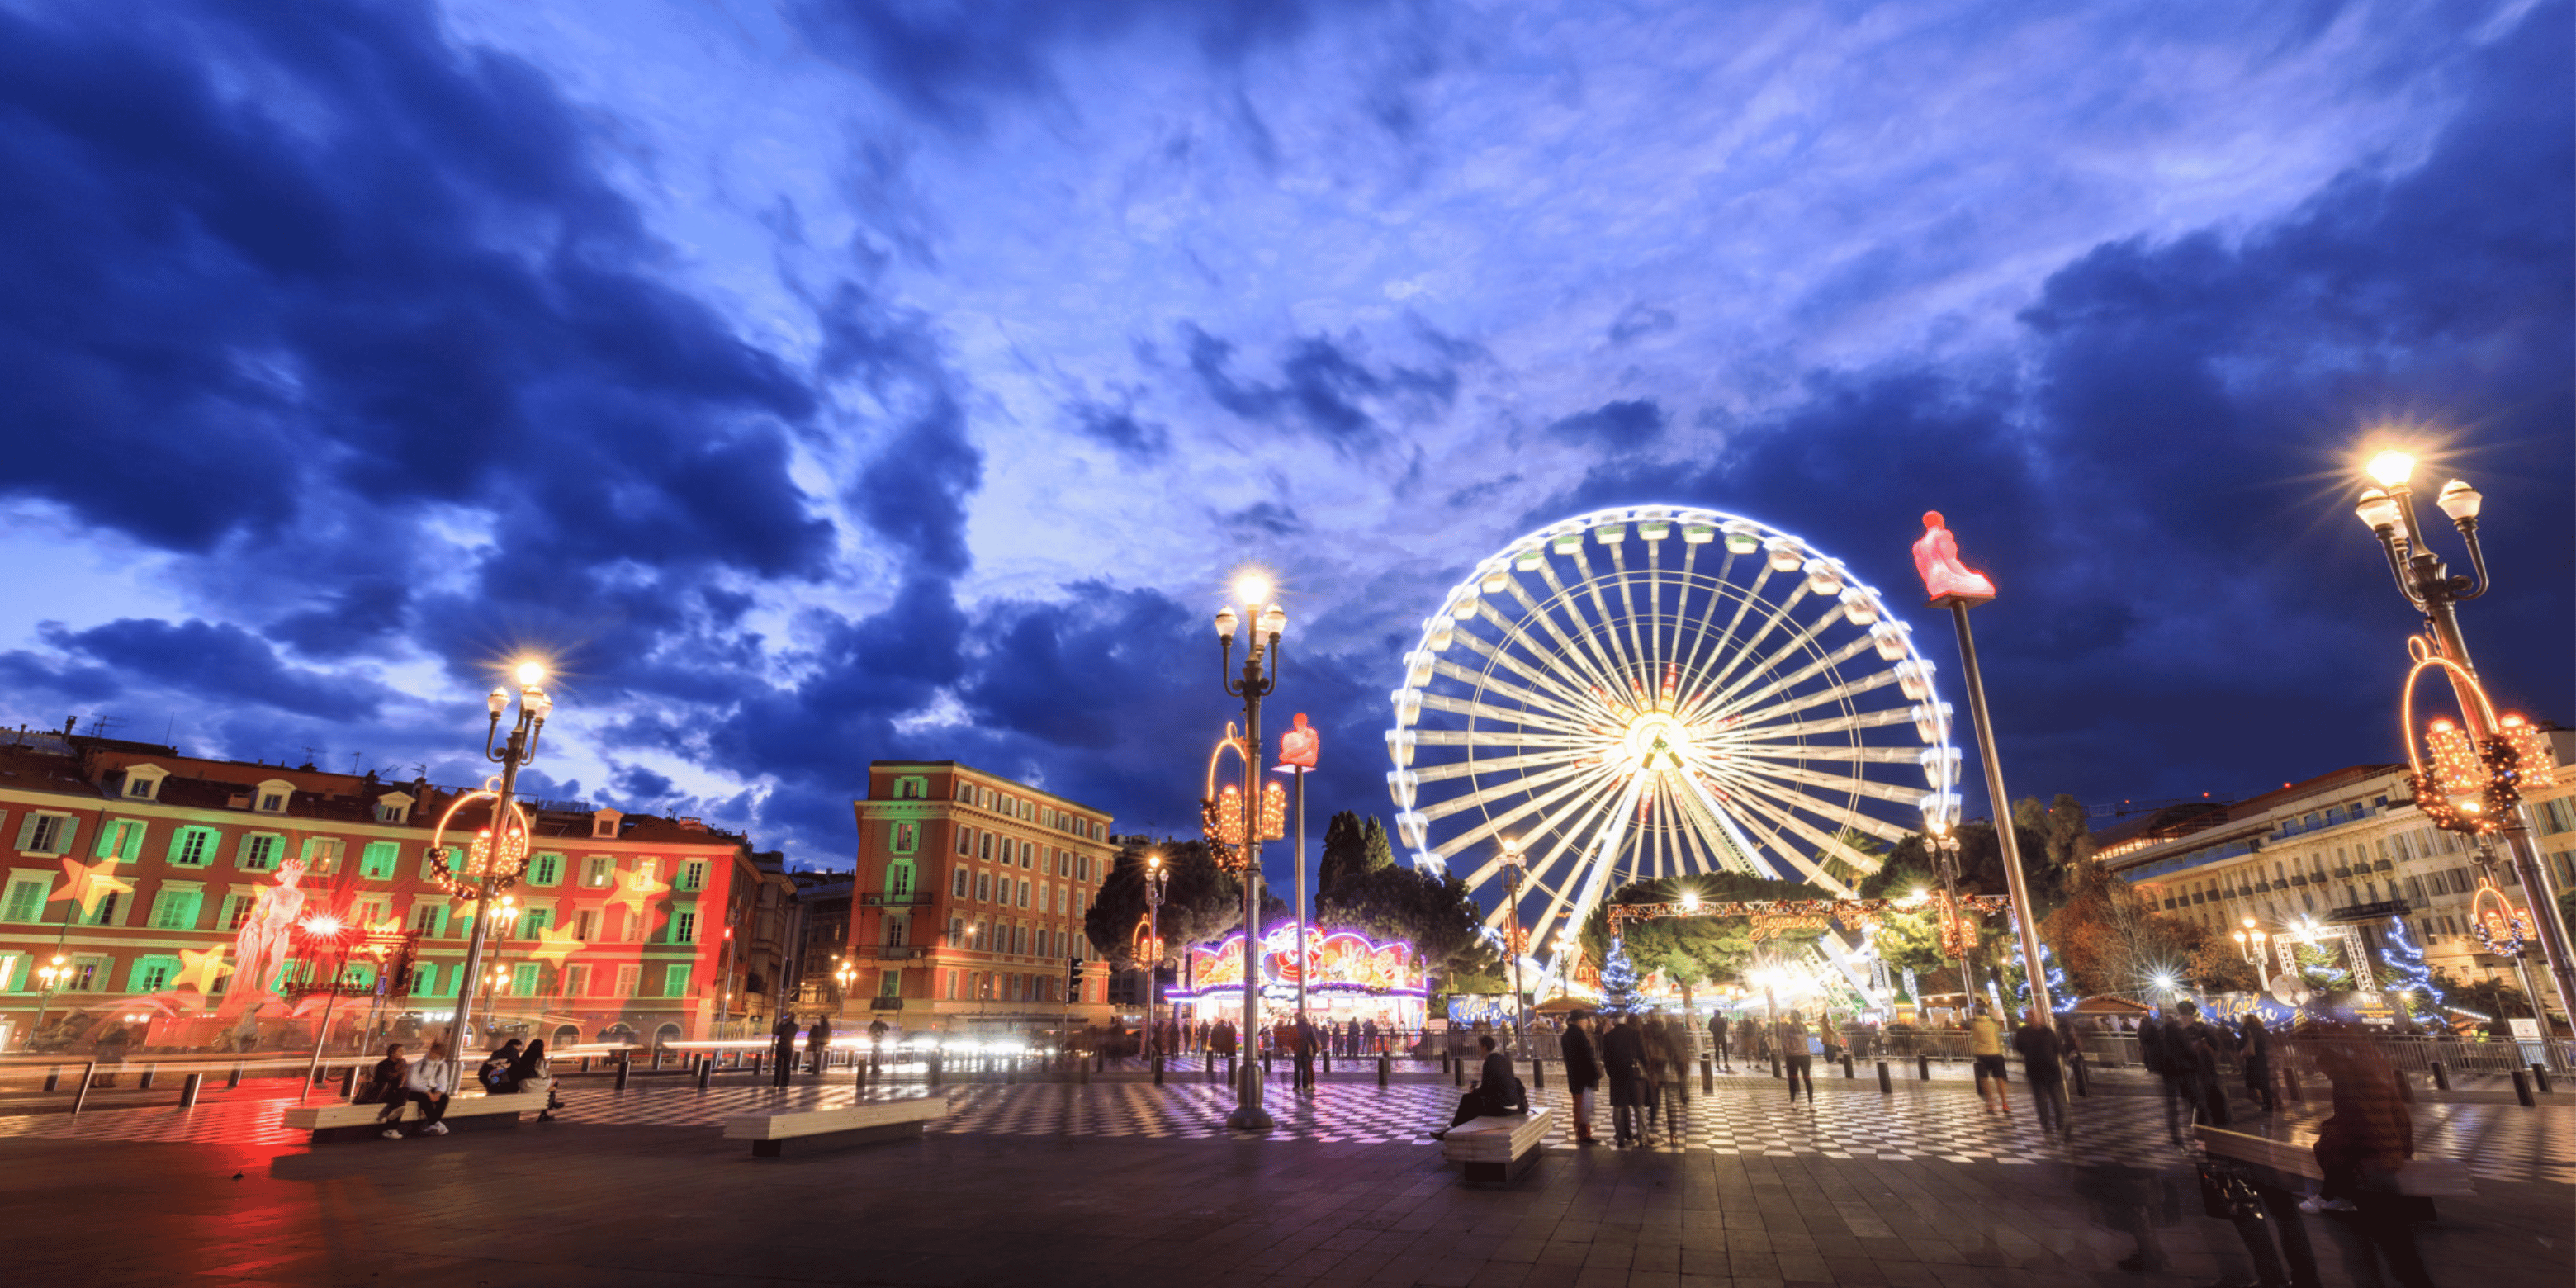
[1233,572,1272,608]
[514,659,548,688]
[2365,449,2417,488]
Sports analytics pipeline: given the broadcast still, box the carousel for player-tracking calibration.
[1165,925,1428,1031]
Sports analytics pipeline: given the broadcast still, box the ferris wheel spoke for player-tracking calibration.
[1418,755,1612,824]
[1418,691,1590,736]
[1413,728,1598,749]
[1428,653,1600,730]
[1547,547,1644,699]
[1455,769,1626,890]
[1671,552,1746,695]
[1726,742,1924,765]
[1679,566,1794,707]
[1712,663,1903,735]
[1486,774,1627,949]
[1721,760,1923,809]
[1409,746,1589,784]
[1697,627,1876,724]
[1726,705,1915,741]
[1499,571,1630,699]
[1688,580,1824,713]
[1451,616,1621,722]
[1605,546,1656,699]
[1673,773,1769,876]
[1704,780,1864,896]
[1721,767,1907,856]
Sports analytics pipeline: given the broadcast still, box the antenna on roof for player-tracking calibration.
[89,714,125,739]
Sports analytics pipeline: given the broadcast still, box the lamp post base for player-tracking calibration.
[1225,1105,1275,1130]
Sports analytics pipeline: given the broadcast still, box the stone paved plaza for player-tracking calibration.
[1,1073,2566,1287]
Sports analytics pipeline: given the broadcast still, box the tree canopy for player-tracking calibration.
[1316,857,1498,992]
[1083,839,1280,970]
[1315,809,1395,906]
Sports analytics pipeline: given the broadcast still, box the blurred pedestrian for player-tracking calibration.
[1707,1010,1732,1072]
[2240,1014,2275,1113]
[1560,1011,1602,1144]
[1603,1014,1648,1147]
[2012,1007,2068,1138]
[1781,1011,1816,1103]
[1968,1002,2010,1114]
[769,1013,798,1087]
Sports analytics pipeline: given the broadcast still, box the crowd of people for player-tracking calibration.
[356,1036,558,1139]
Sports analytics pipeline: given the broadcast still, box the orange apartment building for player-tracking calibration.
[845,760,1118,1034]
[0,726,760,1053]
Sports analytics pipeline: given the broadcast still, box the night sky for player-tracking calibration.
[0,1,2567,882]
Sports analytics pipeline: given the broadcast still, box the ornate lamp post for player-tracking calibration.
[29,954,70,1046]
[1215,571,1285,1131]
[2232,918,2271,991]
[1144,851,1168,1060]
[1499,837,1527,1048]
[833,959,857,1020]
[2355,451,2576,1039]
[435,660,552,1080]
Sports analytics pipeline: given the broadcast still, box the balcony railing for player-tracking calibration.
[856,945,922,960]
[860,892,935,907]
[869,997,904,1011]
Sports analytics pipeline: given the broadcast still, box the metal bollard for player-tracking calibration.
[338,1066,358,1098]
[2429,1060,2451,1091]
[179,1072,204,1108]
[42,1066,61,1093]
[1454,1058,1466,1087]
[2532,1063,2555,1095]
[1916,1054,1930,1081]
[138,1063,157,1091]
[1321,1049,1331,1077]
[70,1061,98,1117]
[1876,1060,1892,1094]
[1377,1052,1390,1086]
[929,1053,943,1087]
[1531,1058,1544,1091]
[226,1064,243,1090]
[1077,1056,1090,1085]
[697,1058,713,1090]
[1702,1056,1714,1094]
[2283,1067,2304,1101]
[652,1049,665,1070]
[2395,1071,2415,1104]
[1152,1054,1163,1086]
[1226,1054,1237,1087]
[1842,1054,1854,1079]
[2070,1055,2090,1098]
[2511,1070,2536,1107]
[615,1054,631,1091]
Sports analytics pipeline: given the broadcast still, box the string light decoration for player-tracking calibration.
[1198,725,1287,870]
[2400,642,2557,837]
[1610,894,2009,944]
[2469,878,2531,958]
[2380,916,2442,1004]
[427,788,537,898]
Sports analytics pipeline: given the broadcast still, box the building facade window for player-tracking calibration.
[2,876,48,923]
[663,964,691,997]
[672,910,698,944]
[239,834,284,871]
[583,856,615,888]
[528,851,561,886]
[149,885,203,930]
[893,822,917,855]
[888,859,914,897]
[17,812,78,856]
[362,841,402,879]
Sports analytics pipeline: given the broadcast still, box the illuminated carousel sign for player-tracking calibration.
[1167,926,1427,1002]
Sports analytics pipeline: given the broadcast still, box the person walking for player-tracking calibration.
[769,1013,798,1087]
[1781,1011,1816,1103]
[397,1041,456,1137]
[1640,1014,1674,1137]
[1967,1002,2010,1115]
[2139,1006,2190,1145]
[2240,1013,2275,1114]
[1293,1015,1319,1091]
[1707,1010,1731,1072]
[2169,1001,2232,1129]
[1560,1012,1603,1144]
[1602,1014,1649,1148]
[2012,1007,2068,1138]
[1656,1013,1693,1139]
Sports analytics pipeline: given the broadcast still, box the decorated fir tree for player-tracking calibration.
[1598,936,1642,1015]
[2379,916,2442,1006]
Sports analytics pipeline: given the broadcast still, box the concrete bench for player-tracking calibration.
[280,1084,549,1144]
[723,1094,949,1158]
[1442,1107,1554,1186]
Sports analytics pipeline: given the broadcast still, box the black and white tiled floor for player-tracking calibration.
[2,1074,2566,1185]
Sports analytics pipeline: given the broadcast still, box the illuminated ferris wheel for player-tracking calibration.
[1385,505,1960,985]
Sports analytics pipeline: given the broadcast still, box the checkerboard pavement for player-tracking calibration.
[0,1067,2565,1185]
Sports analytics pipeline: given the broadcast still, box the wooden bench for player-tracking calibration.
[722,1093,949,1158]
[2195,1125,2473,1220]
[280,1084,549,1144]
[1442,1108,1554,1186]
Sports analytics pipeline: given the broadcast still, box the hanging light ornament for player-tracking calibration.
[2400,640,2555,836]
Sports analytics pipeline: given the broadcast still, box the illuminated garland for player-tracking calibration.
[426,788,533,899]
[2469,879,2531,958]
[1610,894,2010,943]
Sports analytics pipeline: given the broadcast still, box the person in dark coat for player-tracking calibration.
[1707,1011,1732,1072]
[1428,1035,1525,1137]
[769,1014,799,1087]
[2239,1014,2275,1113]
[1601,1014,1649,1147]
[807,1015,833,1073]
[1559,1012,1603,1144]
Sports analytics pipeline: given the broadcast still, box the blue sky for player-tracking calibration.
[0,0,2566,877]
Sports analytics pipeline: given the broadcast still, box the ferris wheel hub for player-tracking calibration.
[1617,711,1698,773]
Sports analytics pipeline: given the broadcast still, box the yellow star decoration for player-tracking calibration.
[51,857,134,917]
[174,945,229,995]
[527,921,585,969]
[604,868,670,918]
[351,916,408,961]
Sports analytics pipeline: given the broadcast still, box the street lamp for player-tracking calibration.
[435,658,552,1078]
[1144,851,1169,1061]
[2232,918,2271,990]
[1499,838,1527,1048]
[833,958,857,1020]
[2353,449,2576,1036]
[30,954,69,1044]
[1215,570,1284,1131]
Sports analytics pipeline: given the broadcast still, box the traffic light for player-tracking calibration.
[1064,955,1082,999]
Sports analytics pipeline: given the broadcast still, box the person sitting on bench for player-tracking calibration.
[1429,1035,1526,1139]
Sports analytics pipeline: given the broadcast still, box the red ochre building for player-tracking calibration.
[845,761,1118,1034]
[0,726,763,1053]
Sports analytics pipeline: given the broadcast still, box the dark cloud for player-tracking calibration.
[612,764,675,801]
[1545,398,1668,452]
[1542,16,2572,813]
[1220,500,1305,536]
[789,0,1388,131]
[1068,396,1171,459]
[1608,304,1676,344]
[1181,324,1458,452]
[43,618,384,722]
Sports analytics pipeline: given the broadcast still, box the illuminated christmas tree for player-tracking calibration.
[2380,916,2442,1007]
[2005,939,2073,1016]
[1598,937,1642,1015]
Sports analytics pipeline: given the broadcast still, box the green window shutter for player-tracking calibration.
[362,842,399,879]
[512,963,541,995]
[128,956,180,993]
[663,964,690,997]
[150,889,202,930]
[2,879,44,923]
